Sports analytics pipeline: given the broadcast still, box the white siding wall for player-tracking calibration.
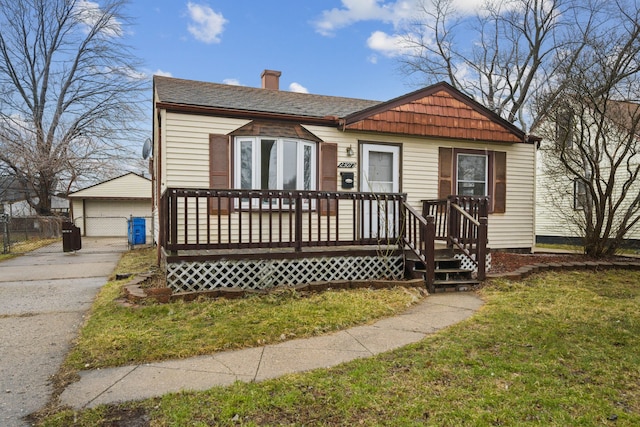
[70,174,150,198]
[160,113,536,250]
[162,113,249,191]
[71,199,84,230]
[536,153,640,240]
[308,126,536,250]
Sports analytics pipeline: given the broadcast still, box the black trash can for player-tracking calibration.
[62,222,82,252]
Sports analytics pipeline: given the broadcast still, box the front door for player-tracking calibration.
[360,143,400,239]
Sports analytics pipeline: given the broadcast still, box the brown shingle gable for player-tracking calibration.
[343,82,529,144]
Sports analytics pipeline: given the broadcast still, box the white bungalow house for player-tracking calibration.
[152,71,539,293]
[68,172,152,238]
[536,100,640,249]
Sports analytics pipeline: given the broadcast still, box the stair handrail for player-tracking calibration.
[451,202,480,226]
[448,197,488,281]
[406,197,488,286]
[402,201,436,290]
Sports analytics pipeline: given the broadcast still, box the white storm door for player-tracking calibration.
[361,144,400,239]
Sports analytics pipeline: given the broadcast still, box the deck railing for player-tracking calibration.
[160,188,405,252]
[160,188,488,283]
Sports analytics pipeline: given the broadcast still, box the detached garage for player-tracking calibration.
[68,173,152,238]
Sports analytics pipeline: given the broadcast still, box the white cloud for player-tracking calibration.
[223,78,241,85]
[453,0,485,14]
[313,0,486,58]
[153,70,173,77]
[314,0,411,36]
[366,30,419,57]
[289,82,309,93]
[314,0,483,37]
[186,2,227,44]
[75,0,123,37]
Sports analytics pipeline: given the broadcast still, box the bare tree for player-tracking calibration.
[536,1,640,257]
[0,0,147,214]
[400,0,583,132]
[401,0,640,256]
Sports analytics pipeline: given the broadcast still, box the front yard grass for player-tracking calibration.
[64,248,425,370]
[42,267,640,426]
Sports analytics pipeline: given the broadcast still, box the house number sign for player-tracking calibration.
[338,162,356,168]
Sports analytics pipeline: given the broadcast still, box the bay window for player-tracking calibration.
[234,137,316,206]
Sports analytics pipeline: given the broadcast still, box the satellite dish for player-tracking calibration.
[142,138,152,159]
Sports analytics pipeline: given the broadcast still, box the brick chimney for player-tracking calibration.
[261,69,281,90]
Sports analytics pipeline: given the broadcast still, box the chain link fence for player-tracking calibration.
[73,215,153,242]
[1,215,65,254]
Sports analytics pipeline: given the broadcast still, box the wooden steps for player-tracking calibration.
[409,249,479,292]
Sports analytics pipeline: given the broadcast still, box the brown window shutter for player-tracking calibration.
[438,147,454,199]
[209,134,230,214]
[493,151,507,213]
[319,142,338,215]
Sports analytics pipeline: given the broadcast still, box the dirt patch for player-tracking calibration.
[89,406,151,427]
[137,272,167,289]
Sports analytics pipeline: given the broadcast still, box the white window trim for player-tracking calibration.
[234,137,316,209]
[456,152,488,196]
[573,179,587,210]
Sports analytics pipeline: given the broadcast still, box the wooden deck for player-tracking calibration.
[158,188,489,291]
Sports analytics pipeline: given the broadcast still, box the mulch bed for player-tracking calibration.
[489,251,629,274]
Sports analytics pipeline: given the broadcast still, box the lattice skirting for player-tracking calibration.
[454,252,492,273]
[165,255,405,293]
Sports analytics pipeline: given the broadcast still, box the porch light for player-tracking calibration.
[346,145,354,157]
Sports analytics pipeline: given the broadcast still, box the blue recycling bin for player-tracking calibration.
[128,217,146,245]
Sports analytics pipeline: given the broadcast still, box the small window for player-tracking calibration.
[574,179,587,210]
[234,137,316,207]
[556,107,574,149]
[457,153,488,196]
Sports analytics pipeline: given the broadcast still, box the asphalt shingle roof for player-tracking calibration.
[154,75,382,119]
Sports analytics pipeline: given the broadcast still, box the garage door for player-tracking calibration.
[84,200,151,237]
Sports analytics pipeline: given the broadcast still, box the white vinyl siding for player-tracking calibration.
[158,113,536,250]
[69,173,150,199]
[162,113,249,190]
[536,158,640,240]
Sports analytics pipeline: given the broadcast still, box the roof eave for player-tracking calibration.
[155,102,341,127]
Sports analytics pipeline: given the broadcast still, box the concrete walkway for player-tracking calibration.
[59,292,483,409]
[0,238,126,427]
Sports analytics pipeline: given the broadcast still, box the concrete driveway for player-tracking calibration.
[0,237,127,426]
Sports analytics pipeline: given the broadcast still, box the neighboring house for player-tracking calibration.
[1,176,34,216]
[153,71,538,293]
[536,100,640,246]
[68,172,152,238]
[0,176,69,216]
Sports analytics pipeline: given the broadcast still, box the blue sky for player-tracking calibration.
[124,0,478,102]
